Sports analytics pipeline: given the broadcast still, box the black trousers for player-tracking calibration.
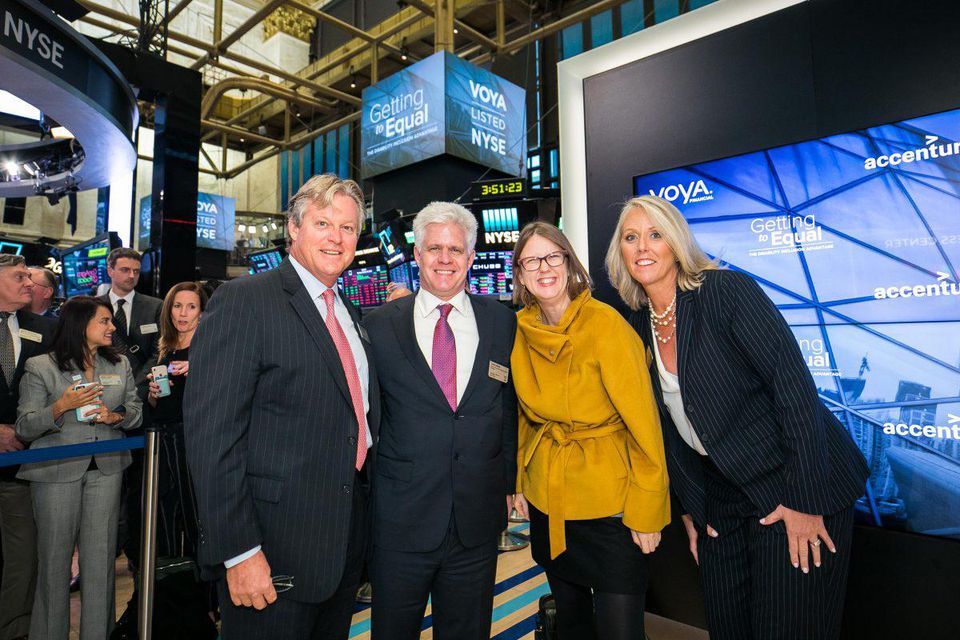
[218,472,369,640]
[698,458,854,640]
[370,515,498,640]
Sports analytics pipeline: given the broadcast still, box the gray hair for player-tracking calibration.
[287,174,365,231]
[0,254,26,269]
[29,266,58,289]
[412,201,478,253]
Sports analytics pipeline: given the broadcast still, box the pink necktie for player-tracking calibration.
[432,304,457,411]
[321,289,367,470]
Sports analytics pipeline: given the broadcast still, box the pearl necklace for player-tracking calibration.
[649,296,677,344]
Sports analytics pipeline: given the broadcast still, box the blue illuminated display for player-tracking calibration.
[139,192,236,251]
[361,51,526,178]
[634,107,960,540]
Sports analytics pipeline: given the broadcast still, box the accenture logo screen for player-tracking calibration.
[634,107,960,541]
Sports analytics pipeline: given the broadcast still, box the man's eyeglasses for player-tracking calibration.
[518,252,567,272]
[272,575,294,593]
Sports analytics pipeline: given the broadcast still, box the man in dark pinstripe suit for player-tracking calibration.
[185,175,379,640]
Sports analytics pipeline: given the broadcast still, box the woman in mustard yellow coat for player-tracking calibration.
[511,222,670,640]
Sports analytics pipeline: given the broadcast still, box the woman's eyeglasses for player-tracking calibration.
[518,252,567,272]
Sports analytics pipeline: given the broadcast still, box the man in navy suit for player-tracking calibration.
[0,255,57,640]
[364,202,518,640]
[185,174,379,639]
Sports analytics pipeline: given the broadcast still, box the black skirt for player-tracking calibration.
[529,504,649,594]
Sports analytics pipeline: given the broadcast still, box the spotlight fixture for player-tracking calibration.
[400,49,408,61]
[3,160,20,178]
[238,224,246,232]
[239,137,245,143]
[270,222,278,230]
[262,224,268,233]
[453,27,459,34]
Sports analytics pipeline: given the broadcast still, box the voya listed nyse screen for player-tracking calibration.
[634,107,960,540]
[360,51,526,178]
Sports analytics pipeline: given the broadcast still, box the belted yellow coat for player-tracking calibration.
[512,290,670,558]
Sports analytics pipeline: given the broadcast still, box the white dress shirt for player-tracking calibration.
[225,258,374,569]
[4,312,21,366]
[108,289,136,334]
[413,288,478,404]
[653,336,708,456]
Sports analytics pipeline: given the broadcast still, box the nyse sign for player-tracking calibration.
[1,3,65,71]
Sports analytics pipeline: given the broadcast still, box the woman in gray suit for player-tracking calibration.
[16,296,142,640]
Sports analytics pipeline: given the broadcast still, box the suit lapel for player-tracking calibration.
[458,295,492,408]
[391,296,451,409]
[15,312,42,372]
[279,260,353,408]
[675,289,697,389]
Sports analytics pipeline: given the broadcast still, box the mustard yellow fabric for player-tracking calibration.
[512,290,670,558]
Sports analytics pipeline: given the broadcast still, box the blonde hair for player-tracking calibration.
[512,222,592,308]
[605,195,719,310]
[287,174,365,231]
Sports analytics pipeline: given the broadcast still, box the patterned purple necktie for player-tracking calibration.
[432,304,457,411]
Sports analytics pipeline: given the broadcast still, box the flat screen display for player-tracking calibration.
[61,236,112,298]
[388,260,420,292]
[248,248,284,274]
[139,192,236,251]
[360,51,526,178]
[634,107,960,540]
[339,265,389,309]
[378,223,408,266]
[469,250,513,297]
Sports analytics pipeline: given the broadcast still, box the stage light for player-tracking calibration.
[238,224,246,232]
[3,161,19,177]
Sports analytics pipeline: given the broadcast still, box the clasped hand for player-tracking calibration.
[227,551,277,610]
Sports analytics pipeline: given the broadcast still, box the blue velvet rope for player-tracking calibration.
[0,436,145,467]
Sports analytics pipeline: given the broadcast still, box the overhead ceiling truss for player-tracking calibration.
[75,0,621,179]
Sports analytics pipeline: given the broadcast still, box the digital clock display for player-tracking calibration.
[471,178,526,201]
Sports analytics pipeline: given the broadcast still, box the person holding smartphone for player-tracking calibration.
[15,296,142,640]
[147,282,207,560]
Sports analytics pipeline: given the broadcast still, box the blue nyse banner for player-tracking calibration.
[444,53,526,177]
[361,53,446,178]
[139,192,236,251]
[634,107,960,541]
[360,52,526,178]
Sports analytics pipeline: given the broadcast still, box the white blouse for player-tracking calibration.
[652,332,709,456]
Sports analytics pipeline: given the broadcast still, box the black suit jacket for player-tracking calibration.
[98,291,162,386]
[363,293,518,552]
[183,259,380,603]
[631,270,869,527]
[0,309,57,478]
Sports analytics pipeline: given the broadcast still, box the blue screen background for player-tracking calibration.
[634,108,960,539]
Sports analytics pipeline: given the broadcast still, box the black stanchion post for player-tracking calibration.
[138,427,161,640]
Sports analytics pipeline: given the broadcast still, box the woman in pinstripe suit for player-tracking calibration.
[605,195,869,639]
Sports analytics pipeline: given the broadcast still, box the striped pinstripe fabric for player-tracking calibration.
[630,270,869,526]
[629,269,869,639]
[184,259,379,603]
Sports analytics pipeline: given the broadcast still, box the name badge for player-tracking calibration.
[19,329,42,343]
[488,361,509,383]
[99,374,122,386]
[140,323,159,335]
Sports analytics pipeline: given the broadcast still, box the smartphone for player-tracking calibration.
[151,365,171,398]
[74,382,100,422]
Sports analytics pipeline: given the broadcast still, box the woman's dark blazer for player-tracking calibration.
[630,269,869,527]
